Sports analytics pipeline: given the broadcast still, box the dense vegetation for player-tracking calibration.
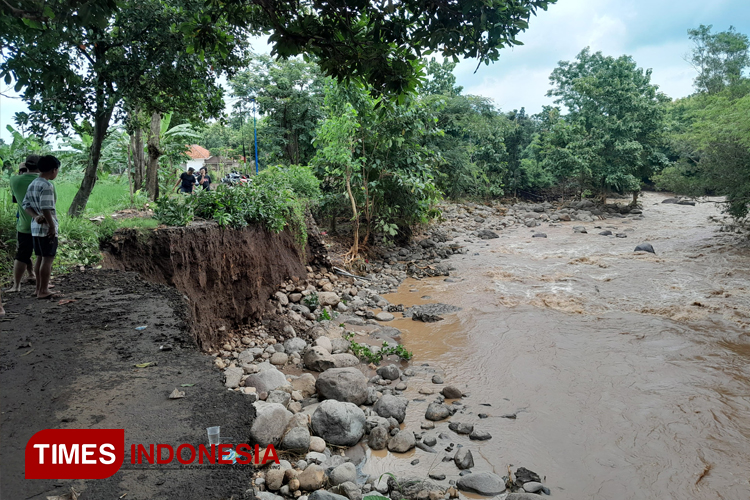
[1,10,749,269]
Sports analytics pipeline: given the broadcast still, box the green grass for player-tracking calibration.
[55,180,133,216]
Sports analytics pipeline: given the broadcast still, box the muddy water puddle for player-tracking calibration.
[364,193,750,499]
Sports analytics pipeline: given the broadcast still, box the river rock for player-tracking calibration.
[251,402,293,446]
[634,242,655,254]
[291,373,317,397]
[572,226,587,233]
[678,199,696,206]
[506,494,544,500]
[394,477,444,500]
[522,481,544,493]
[318,292,340,307]
[368,426,389,450]
[311,400,366,446]
[425,402,451,421]
[477,229,499,239]
[337,481,362,500]
[331,338,351,354]
[275,291,289,306]
[441,386,462,399]
[532,232,547,238]
[456,471,505,495]
[309,491,347,500]
[469,429,492,441]
[245,366,289,393]
[454,448,474,469]
[432,374,444,384]
[309,436,326,453]
[266,468,285,490]
[373,394,408,423]
[599,230,613,236]
[332,353,360,368]
[224,366,243,388]
[316,367,368,405]
[270,352,289,366]
[330,462,357,486]
[284,337,307,354]
[422,434,437,447]
[662,197,679,204]
[298,464,326,490]
[280,426,311,451]
[315,336,333,353]
[448,422,474,434]
[304,346,337,371]
[387,430,416,453]
[267,390,291,407]
[376,364,401,380]
[375,311,395,322]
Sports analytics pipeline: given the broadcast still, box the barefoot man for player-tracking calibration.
[22,155,60,299]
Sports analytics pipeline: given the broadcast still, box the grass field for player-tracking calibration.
[1,178,157,278]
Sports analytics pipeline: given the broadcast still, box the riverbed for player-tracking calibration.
[365,193,750,499]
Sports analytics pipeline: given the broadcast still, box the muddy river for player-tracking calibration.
[363,193,750,499]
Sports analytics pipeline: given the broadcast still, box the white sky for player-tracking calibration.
[1,0,748,142]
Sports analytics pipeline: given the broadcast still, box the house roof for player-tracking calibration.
[186,144,211,160]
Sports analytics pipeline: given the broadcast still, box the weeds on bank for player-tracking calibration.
[154,165,319,248]
[345,332,413,364]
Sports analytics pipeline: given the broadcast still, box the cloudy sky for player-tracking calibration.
[1,0,748,142]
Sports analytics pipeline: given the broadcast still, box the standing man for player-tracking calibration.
[175,167,196,194]
[22,155,60,299]
[6,154,40,292]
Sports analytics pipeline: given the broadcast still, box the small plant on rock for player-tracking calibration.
[303,292,319,310]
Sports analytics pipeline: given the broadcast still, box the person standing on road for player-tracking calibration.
[6,154,41,292]
[175,167,196,194]
[22,155,61,299]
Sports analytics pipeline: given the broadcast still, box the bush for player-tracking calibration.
[154,170,317,247]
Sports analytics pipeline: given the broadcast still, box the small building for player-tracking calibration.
[184,144,211,171]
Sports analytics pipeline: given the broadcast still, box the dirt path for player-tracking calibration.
[0,270,256,500]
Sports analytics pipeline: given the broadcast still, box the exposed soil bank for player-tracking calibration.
[0,270,257,500]
[102,220,326,348]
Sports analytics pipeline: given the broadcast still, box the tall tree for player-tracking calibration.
[1,0,247,213]
[688,25,750,94]
[230,54,326,166]
[545,48,670,202]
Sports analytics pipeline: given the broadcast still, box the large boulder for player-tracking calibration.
[284,337,308,354]
[332,353,360,368]
[291,373,317,397]
[634,242,655,254]
[304,346,337,372]
[330,462,357,486]
[250,402,293,446]
[224,366,243,388]
[373,394,408,423]
[316,367,368,405]
[298,464,326,490]
[368,426,389,450]
[387,430,416,453]
[376,365,401,380]
[425,402,451,421]
[454,447,474,469]
[280,426,311,451]
[456,472,506,495]
[244,366,289,393]
[310,400,366,447]
[318,292,341,307]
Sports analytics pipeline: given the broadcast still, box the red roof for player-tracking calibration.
[186,144,211,160]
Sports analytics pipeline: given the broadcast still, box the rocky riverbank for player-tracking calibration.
[206,198,645,499]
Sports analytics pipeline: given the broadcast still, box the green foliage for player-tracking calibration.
[303,292,319,310]
[154,172,315,247]
[345,333,413,364]
[317,308,336,322]
[0,125,51,175]
[541,47,670,199]
[688,25,750,94]
[257,165,321,203]
[230,55,326,166]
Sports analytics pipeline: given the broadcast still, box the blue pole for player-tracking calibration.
[252,98,259,175]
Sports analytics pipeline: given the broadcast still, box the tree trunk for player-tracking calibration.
[345,167,359,257]
[68,98,113,217]
[145,111,161,201]
[127,139,134,206]
[131,113,145,191]
[631,190,640,207]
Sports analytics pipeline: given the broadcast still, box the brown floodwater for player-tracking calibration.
[362,193,750,499]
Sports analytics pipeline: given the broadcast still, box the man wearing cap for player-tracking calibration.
[7,154,41,292]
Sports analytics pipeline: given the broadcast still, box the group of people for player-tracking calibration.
[176,166,211,194]
[0,153,62,317]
